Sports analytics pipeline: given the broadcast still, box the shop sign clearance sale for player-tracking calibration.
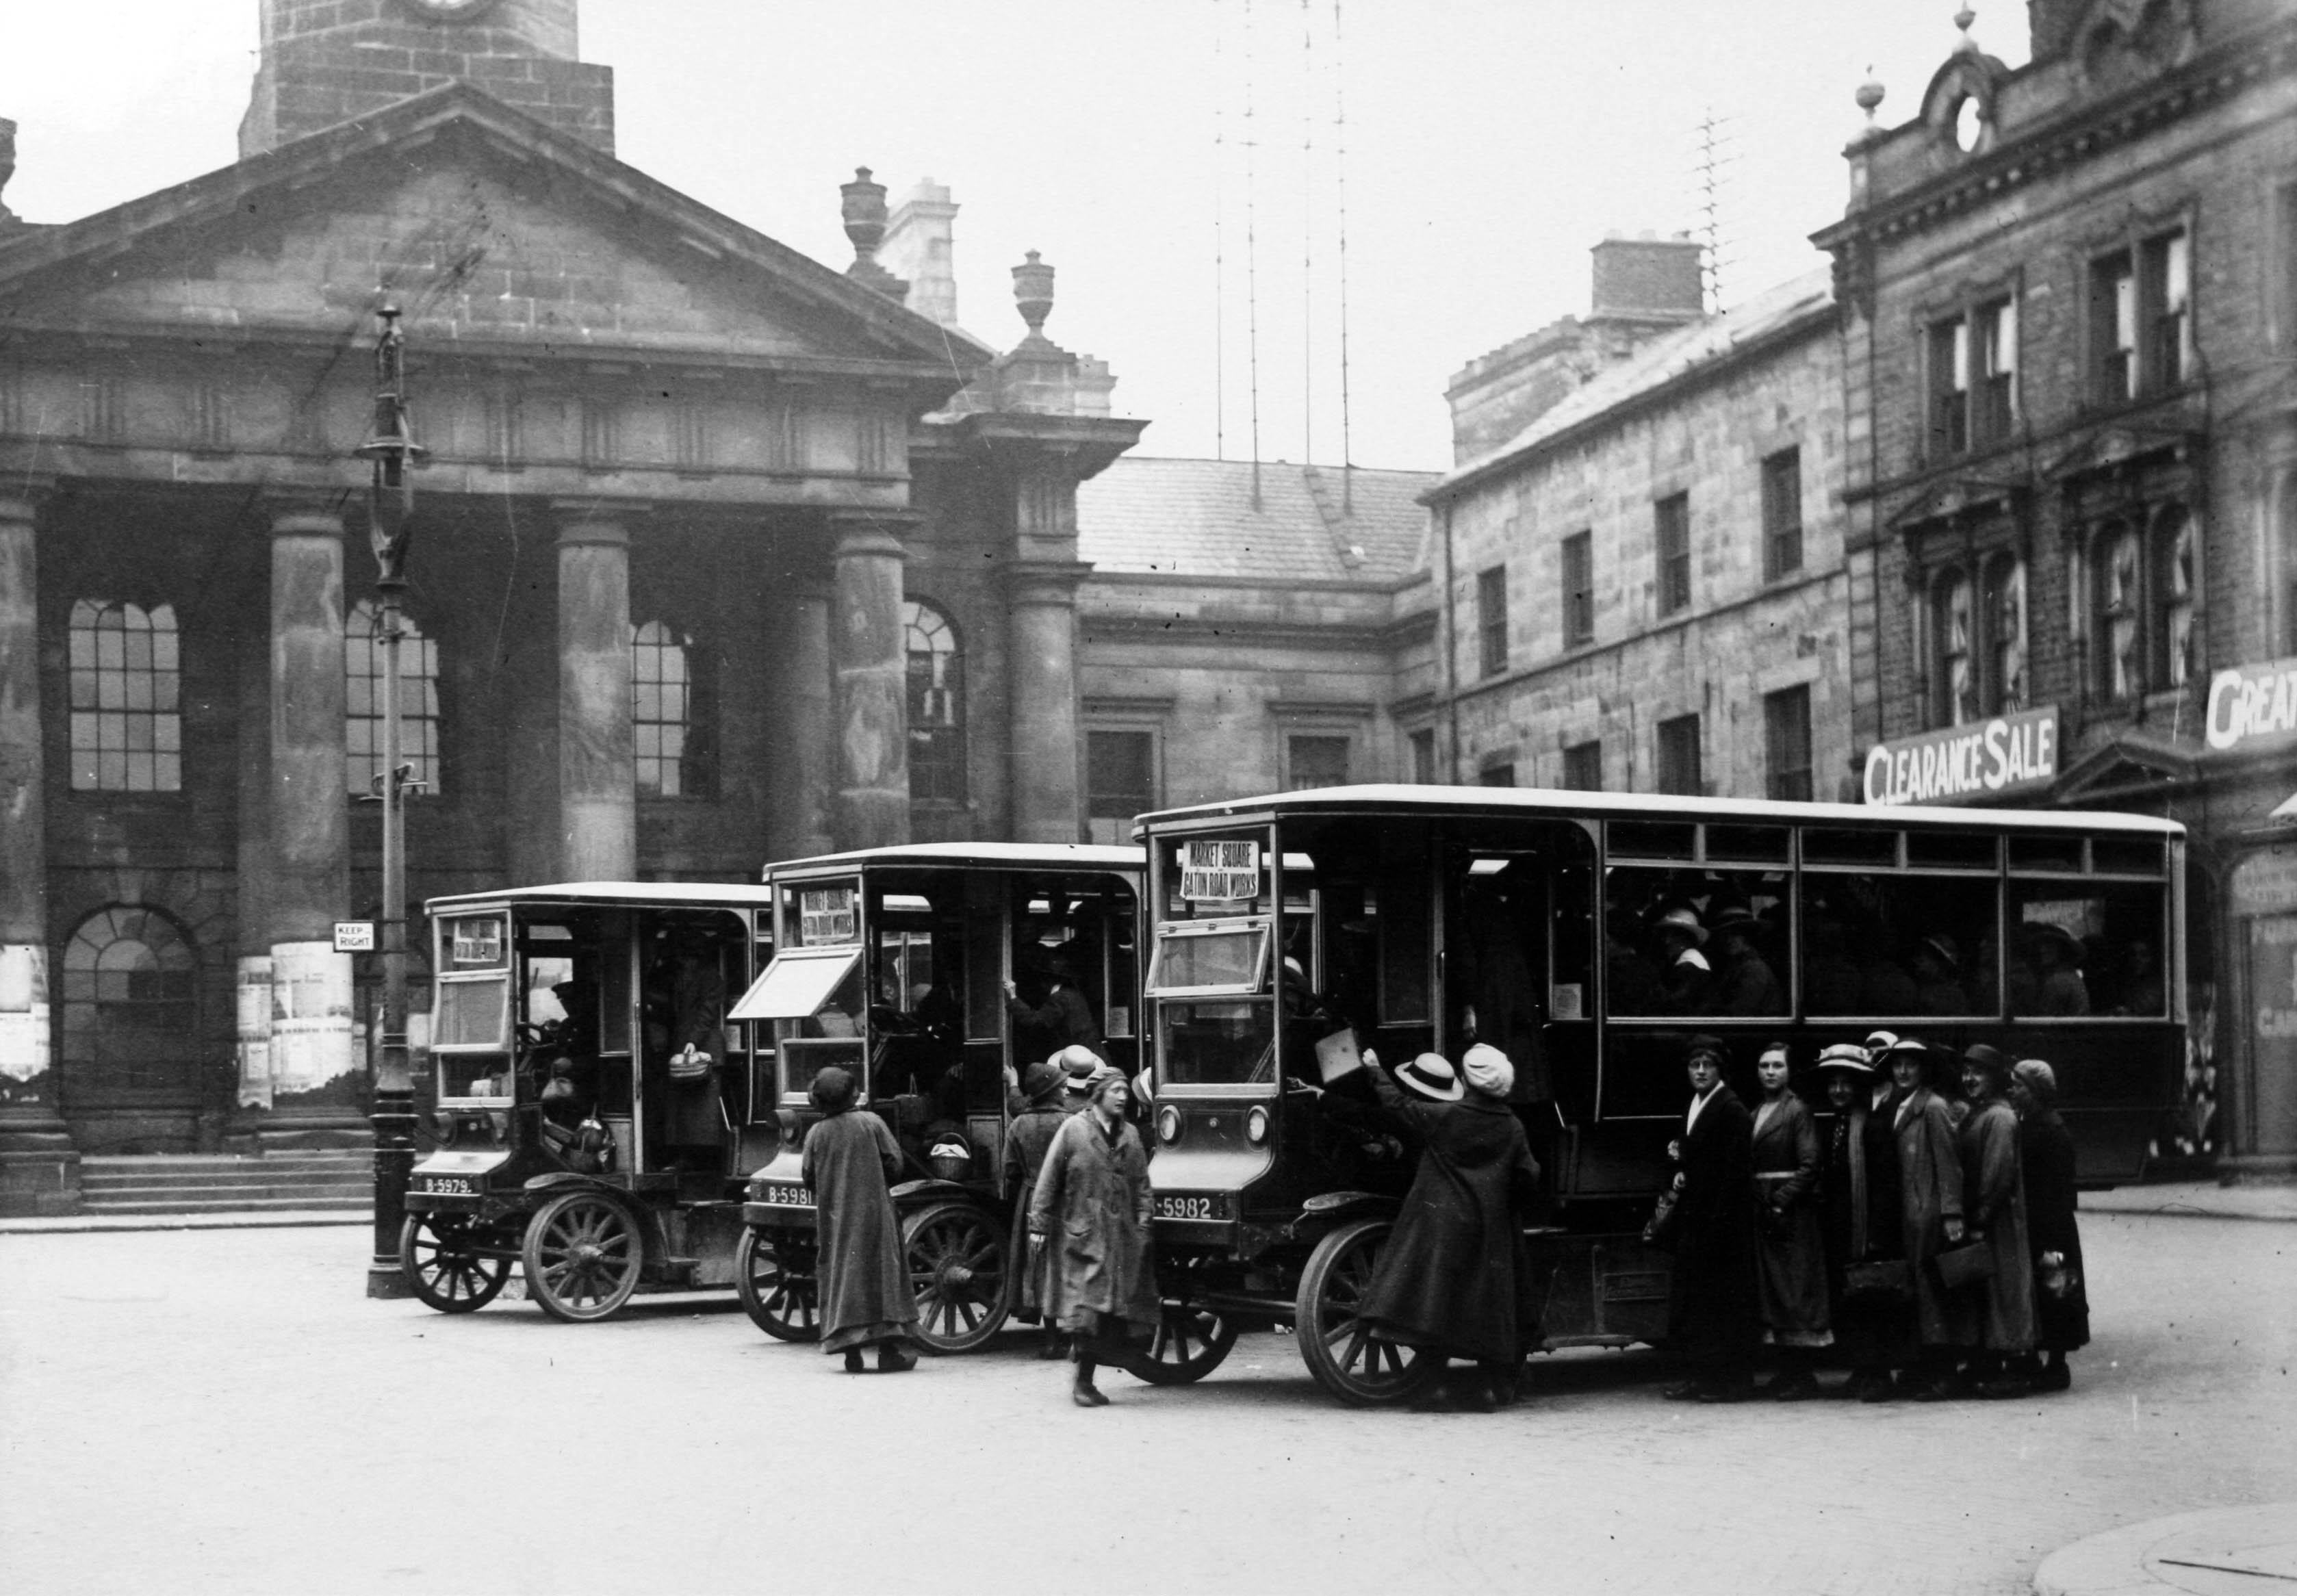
[1865,706,2059,807]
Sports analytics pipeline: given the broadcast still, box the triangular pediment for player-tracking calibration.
[1887,473,2023,535]
[2045,421,2194,485]
[0,84,988,377]
[2050,731,2198,805]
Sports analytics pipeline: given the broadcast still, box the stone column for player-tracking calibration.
[1006,561,1090,844]
[0,482,76,1215]
[554,503,637,881]
[829,511,912,851]
[765,576,836,862]
[262,500,358,1140]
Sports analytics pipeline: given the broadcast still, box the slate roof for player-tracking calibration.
[1430,266,1836,500]
[1077,456,1435,585]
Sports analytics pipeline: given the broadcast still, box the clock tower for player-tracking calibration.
[239,0,614,159]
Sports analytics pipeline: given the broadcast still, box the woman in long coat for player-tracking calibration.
[1357,1044,1543,1409]
[1662,1035,1761,1403]
[1750,1042,1830,1398]
[1884,1039,1967,1402]
[1956,1044,2036,1396]
[1027,1065,1159,1406]
[1814,1043,1916,1401]
[1001,1059,1072,1358]
[2010,1057,2088,1391]
[799,1066,920,1373]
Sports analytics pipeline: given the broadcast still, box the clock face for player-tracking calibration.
[398,0,504,20]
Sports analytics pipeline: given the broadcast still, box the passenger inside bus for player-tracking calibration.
[1706,905,1786,1016]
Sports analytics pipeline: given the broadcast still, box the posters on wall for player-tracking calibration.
[268,942,354,1097]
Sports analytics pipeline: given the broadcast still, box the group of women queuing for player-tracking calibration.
[1660,1030,2091,1403]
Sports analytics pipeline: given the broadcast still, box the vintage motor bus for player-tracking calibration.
[730,842,1146,1355]
[1134,785,2187,1403]
[399,882,776,1321]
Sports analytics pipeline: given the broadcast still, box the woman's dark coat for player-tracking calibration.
[1751,1092,1831,1343]
[801,1108,920,1352]
[1665,1083,1761,1371]
[1894,1085,1965,1347]
[1027,1108,1159,1335]
[1957,1097,2036,1352]
[1002,1102,1069,1315]
[1357,1071,1543,1365]
[2019,1110,2090,1352]
[1821,1094,1918,1367]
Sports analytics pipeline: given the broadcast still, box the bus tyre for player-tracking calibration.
[735,1227,821,1342]
[1295,1218,1441,1406]
[520,1191,644,1323]
[902,1200,1010,1353]
[399,1213,511,1313]
[1131,1300,1240,1385]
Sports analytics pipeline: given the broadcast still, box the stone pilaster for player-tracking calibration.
[261,499,359,1142]
[554,503,638,881]
[0,481,77,1214]
[766,576,836,862]
[1006,561,1090,845]
[829,511,913,851]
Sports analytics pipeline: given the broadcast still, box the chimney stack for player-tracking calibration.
[1590,232,1705,324]
[880,179,960,328]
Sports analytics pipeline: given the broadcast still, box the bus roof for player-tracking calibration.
[762,841,1144,879]
[424,881,778,914]
[1135,784,2186,838]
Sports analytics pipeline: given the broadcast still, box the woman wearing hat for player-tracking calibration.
[1749,1042,1831,1398]
[1654,908,1715,1015]
[1662,1035,1761,1402]
[1028,1064,1159,1406]
[2008,1059,2088,1392]
[800,1066,921,1374]
[1354,1044,1543,1410]
[1002,1059,1074,1359]
[1814,1042,1914,1400]
[1954,1044,2036,1397]
[2025,923,2091,1016]
[1884,1039,1968,1401]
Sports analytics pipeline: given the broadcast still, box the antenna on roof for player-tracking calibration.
[1695,106,1741,313]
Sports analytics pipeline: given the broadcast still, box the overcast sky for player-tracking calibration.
[0,2,2023,471]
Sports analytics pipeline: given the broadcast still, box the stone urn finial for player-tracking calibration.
[0,118,17,225]
[1012,250,1055,339]
[1855,70,1885,123]
[840,166,888,267]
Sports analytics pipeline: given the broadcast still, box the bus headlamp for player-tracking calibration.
[1155,1105,1183,1145]
[1246,1106,1270,1144]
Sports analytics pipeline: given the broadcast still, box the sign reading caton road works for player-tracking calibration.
[1865,706,2059,807]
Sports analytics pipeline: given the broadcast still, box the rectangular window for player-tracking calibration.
[1974,297,2017,447]
[1654,493,1691,617]
[1086,730,1156,845]
[1288,734,1350,790]
[1760,450,1802,580]
[2091,249,2138,402]
[1477,565,1509,677]
[1764,684,1814,803]
[1563,739,1602,793]
[1656,712,1702,797]
[68,600,182,793]
[1561,531,1595,645]
[2142,230,2191,390]
[1478,764,1515,788]
[1408,728,1436,784]
[1930,317,1970,456]
[2280,180,2297,352]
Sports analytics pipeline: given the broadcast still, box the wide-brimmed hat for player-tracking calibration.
[1655,907,1707,946]
[1709,905,1762,938]
[1396,1051,1465,1102]
[1814,1042,1875,1075]
[1877,1035,1927,1061]
[1021,1059,1066,1105]
[1054,1043,1106,1079]
[2023,921,2085,961]
[1862,1029,1901,1057]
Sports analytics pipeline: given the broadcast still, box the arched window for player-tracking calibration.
[1934,569,1979,726]
[2095,522,2144,702]
[2155,504,2195,689]
[1984,553,2027,713]
[68,600,181,792]
[905,600,966,805]
[2281,472,2297,652]
[346,600,442,797]
[60,906,197,1096]
[632,619,715,799]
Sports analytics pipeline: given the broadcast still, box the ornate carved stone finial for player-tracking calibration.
[841,166,888,264]
[1012,250,1055,340]
[1953,5,1979,53]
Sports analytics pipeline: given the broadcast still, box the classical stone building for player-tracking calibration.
[0,0,1147,1207]
[1815,0,2297,1171]
[1416,246,1853,803]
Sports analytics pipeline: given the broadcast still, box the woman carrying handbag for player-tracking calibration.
[1953,1044,2036,1398]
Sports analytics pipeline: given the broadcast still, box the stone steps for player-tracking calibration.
[78,1152,373,1215]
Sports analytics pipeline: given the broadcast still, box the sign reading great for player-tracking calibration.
[2206,656,2297,751]
[1864,706,2059,807]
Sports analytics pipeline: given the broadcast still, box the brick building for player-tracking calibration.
[1417,244,1853,805]
[1815,0,2297,1171]
[0,0,1150,1208]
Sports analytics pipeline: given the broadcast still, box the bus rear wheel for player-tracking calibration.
[1295,1218,1441,1406]
[521,1191,644,1323]
[903,1200,1010,1353]
[1131,1300,1239,1385]
[734,1228,821,1342]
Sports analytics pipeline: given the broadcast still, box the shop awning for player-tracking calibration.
[728,945,860,1022]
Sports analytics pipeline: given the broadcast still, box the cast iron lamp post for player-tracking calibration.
[357,304,425,1298]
